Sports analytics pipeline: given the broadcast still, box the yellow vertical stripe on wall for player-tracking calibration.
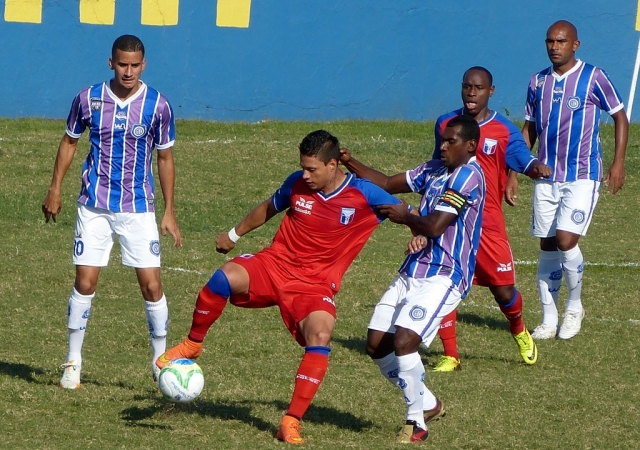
[4,0,42,23]
[79,0,115,25]
[636,0,640,30]
[217,0,251,28]
[141,0,179,26]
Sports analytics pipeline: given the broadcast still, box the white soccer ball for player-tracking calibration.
[158,358,204,403]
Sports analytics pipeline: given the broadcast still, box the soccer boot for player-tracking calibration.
[512,329,538,365]
[152,362,161,382]
[423,398,446,424]
[397,420,428,443]
[276,415,304,445]
[155,337,202,370]
[531,324,557,340]
[432,355,461,372]
[60,360,81,390]
[558,309,585,340]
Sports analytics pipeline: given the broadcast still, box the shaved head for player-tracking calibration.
[545,20,580,73]
[547,20,578,41]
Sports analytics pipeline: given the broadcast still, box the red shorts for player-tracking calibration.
[473,229,516,287]
[229,249,337,347]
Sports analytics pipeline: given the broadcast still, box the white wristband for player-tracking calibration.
[228,227,241,243]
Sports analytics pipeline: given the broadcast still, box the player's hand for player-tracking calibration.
[339,147,352,165]
[405,235,427,255]
[216,231,236,254]
[526,161,552,180]
[604,161,625,194]
[161,213,183,247]
[376,199,411,224]
[504,171,519,207]
[42,191,62,223]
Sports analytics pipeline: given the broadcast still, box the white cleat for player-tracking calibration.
[557,309,585,340]
[60,360,81,390]
[531,324,557,340]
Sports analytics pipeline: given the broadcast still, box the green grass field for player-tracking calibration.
[1,118,639,449]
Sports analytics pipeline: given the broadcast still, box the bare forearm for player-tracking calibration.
[234,199,278,236]
[613,111,629,165]
[342,158,392,189]
[157,150,176,213]
[49,135,78,192]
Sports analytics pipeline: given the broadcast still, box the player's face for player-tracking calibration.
[300,155,337,192]
[461,70,494,118]
[545,24,579,70]
[109,49,146,92]
[439,125,475,170]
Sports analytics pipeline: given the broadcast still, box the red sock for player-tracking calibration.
[188,285,228,342]
[438,310,459,359]
[286,350,329,420]
[499,290,525,335]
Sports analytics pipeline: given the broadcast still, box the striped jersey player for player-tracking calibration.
[67,79,175,213]
[340,115,486,442]
[522,20,628,341]
[42,35,182,392]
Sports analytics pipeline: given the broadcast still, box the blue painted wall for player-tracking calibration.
[0,1,637,121]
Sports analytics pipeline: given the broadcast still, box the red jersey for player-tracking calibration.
[266,170,401,292]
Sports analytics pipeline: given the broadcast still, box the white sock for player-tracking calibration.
[144,295,168,362]
[373,352,400,388]
[66,288,95,366]
[537,250,562,328]
[561,246,584,313]
[397,352,427,429]
[374,352,437,411]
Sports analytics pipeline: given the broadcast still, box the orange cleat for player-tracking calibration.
[155,337,203,370]
[276,415,304,445]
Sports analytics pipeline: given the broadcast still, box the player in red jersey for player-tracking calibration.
[431,67,552,372]
[156,130,406,444]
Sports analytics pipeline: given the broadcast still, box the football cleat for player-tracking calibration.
[531,324,557,340]
[423,398,446,424]
[432,355,461,372]
[558,309,585,340]
[155,337,202,370]
[276,415,304,445]
[513,329,538,365]
[397,420,428,443]
[60,360,81,390]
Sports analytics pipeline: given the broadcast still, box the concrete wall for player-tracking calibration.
[1,0,637,121]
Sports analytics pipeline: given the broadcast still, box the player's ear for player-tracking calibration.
[108,57,113,70]
[489,85,495,97]
[573,39,580,52]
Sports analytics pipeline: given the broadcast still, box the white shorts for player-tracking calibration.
[531,179,600,238]
[73,204,161,268]
[368,274,462,348]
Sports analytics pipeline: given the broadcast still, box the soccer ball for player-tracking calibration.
[158,358,204,403]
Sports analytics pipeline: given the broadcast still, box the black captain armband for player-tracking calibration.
[439,189,467,214]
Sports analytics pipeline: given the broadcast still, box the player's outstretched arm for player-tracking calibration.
[216,198,279,254]
[340,147,411,194]
[42,134,79,223]
[376,201,455,238]
[604,109,628,194]
[157,148,183,248]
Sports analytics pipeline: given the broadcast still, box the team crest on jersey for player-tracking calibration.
[571,209,586,224]
[566,96,581,110]
[294,197,314,215]
[340,207,356,225]
[483,138,498,155]
[131,123,148,139]
[90,97,102,111]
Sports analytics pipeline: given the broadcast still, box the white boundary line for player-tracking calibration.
[515,260,640,267]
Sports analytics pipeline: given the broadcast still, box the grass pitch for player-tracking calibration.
[1,118,639,449]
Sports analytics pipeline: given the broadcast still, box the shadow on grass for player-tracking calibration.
[121,398,374,434]
[0,361,46,382]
